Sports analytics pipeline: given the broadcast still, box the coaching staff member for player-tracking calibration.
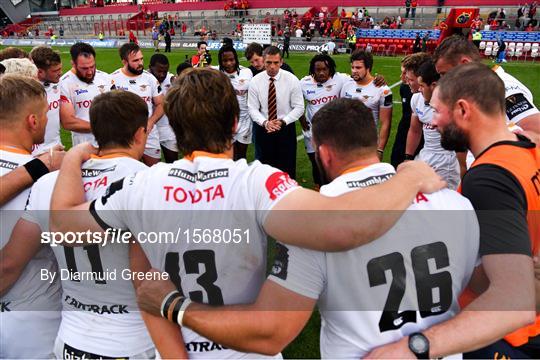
[248,46,304,178]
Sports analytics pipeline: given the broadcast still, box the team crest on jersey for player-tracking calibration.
[97,85,106,93]
[52,85,59,93]
[239,79,246,84]
[140,84,148,92]
[271,243,289,280]
[325,85,333,91]
[363,95,371,100]
[265,172,297,200]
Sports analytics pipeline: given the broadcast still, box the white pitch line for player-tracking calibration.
[296,80,403,143]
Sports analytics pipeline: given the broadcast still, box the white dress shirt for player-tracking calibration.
[248,69,304,126]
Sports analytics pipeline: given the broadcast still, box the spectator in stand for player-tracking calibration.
[59,26,64,37]
[437,0,444,14]
[495,36,507,63]
[295,27,303,38]
[341,8,347,18]
[128,30,138,44]
[410,0,417,18]
[309,20,316,36]
[152,27,159,52]
[405,0,411,18]
[421,32,430,52]
[181,22,187,38]
[192,41,211,67]
[472,30,482,48]
[412,33,421,53]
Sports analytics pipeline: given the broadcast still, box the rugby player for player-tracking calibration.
[29,46,64,156]
[299,54,349,187]
[59,42,114,146]
[111,43,164,166]
[340,50,393,161]
[217,45,253,160]
[0,74,61,358]
[135,98,480,359]
[433,35,540,147]
[367,63,537,359]
[0,91,174,358]
[49,69,445,358]
[148,53,178,163]
[404,55,462,190]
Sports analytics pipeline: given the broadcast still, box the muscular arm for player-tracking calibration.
[130,242,188,359]
[148,94,165,129]
[405,114,422,156]
[516,113,540,146]
[377,106,392,152]
[60,102,91,133]
[264,161,445,252]
[0,219,43,296]
[0,148,64,206]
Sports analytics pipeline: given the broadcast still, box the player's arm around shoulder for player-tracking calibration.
[264,160,446,252]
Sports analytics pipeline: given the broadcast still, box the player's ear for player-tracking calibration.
[134,126,147,146]
[318,144,333,169]
[232,116,238,133]
[454,99,472,127]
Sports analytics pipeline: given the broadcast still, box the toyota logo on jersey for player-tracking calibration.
[265,172,297,200]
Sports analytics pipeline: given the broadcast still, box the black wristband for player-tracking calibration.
[171,295,187,323]
[404,154,415,161]
[23,158,49,182]
[161,290,180,318]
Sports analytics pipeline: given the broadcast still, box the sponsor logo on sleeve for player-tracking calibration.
[265,172,298,200]
[506,93,535,121]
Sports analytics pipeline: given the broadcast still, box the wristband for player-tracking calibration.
[161,290,180,318]
[404,154,415,161]
[23,158,49,182]
[176,297,192,326]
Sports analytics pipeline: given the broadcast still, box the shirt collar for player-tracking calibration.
[265,69,282,82]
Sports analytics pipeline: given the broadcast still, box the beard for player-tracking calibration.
[75,69,95,84]
[440,121,469,152]
[128,64,144,75]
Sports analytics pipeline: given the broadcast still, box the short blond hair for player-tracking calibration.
[0,58,38,78]
[0,74,46,124]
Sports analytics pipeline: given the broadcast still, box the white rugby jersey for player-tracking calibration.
[269,163,479,358]
[32,81,62,155]
[110,69,161,118]
[155,72,176,143]
[301,73,349,124]
[227,66,253,121]
[59,69,113,145]
[411,93,453,154]
[23,155,152,357]
[91,151,299,358]
[340,78,393,124]
[0,147,61,313]
[494,65,539,125]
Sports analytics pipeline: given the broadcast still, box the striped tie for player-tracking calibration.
[268,77,277,121]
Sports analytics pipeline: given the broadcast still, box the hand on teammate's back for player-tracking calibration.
[36,144,66,172]
[397,160,447,194]
[64,142,98,164]
[373,73,387,87]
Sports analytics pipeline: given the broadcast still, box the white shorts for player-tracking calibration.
[233,117,252,145]
[54,337,156,359]
[157,119,178,151]
[303,127,314,154]
[0,311,61,358]
[144,126,161,159]
[417,149,460,190]
[72,132,97,147]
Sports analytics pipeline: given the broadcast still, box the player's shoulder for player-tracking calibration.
[238,67,253,78]
[60,70,74,82]
[110,69,122,77]
[380,84,392,95]
[411,188,474,210]
[496,66,533,98]
[300,75,313,83]
[33,170,59,192]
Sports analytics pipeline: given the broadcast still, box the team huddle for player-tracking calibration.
[0,35,539,360]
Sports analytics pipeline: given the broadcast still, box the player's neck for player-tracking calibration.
[356,73,373,86]
[333,154,380,179]
[0,129,32,154]
[121,67,139,78]
[96,147,139,160]
[470,116,517,157]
